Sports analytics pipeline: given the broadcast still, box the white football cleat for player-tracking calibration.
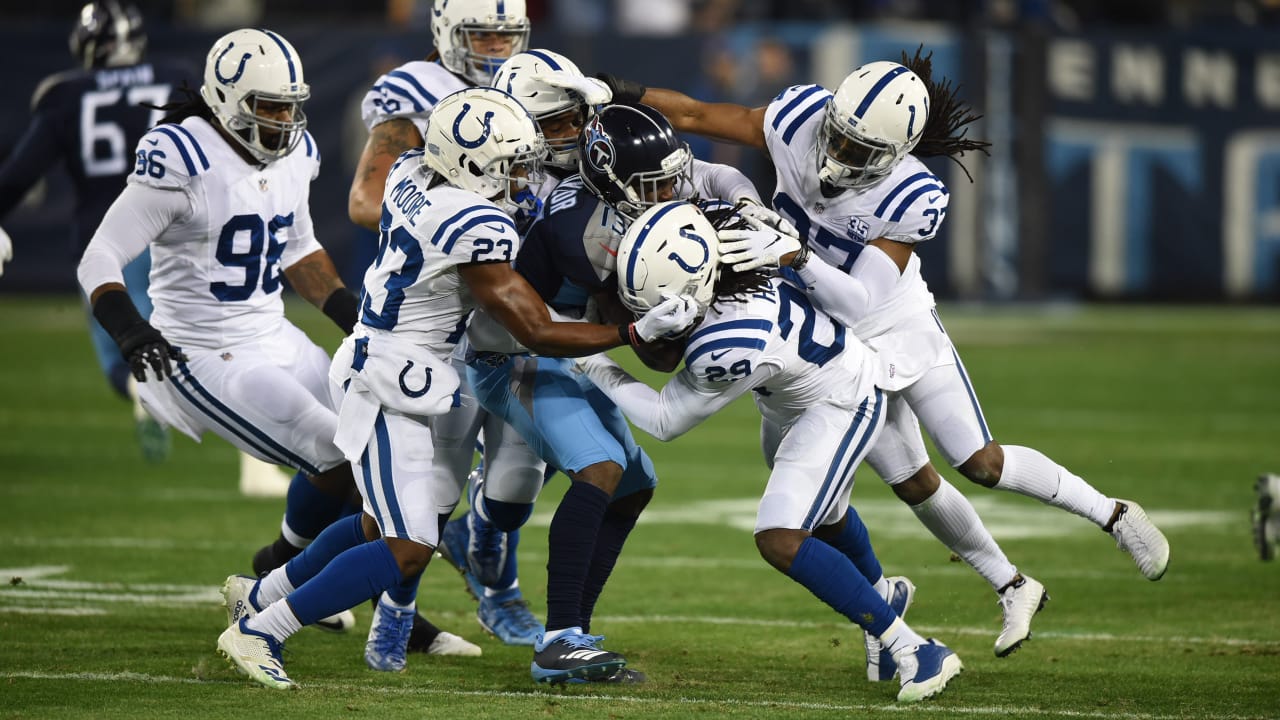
[426,630,482,656]
[1109,500,1170,580]
[218,618,296,690]
[238,452,292,498]
[864,576,915,681]
[221,574,259,626]
[994,574,1048,657]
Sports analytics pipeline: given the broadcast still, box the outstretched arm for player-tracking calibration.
[641,87,768,150]
[283,249,358,334]
[348,118,422,230]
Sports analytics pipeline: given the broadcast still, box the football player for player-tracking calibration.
[579,200,964,703]
[216,87,699,688]
[458,102,760,684]
[0,1,188,463]
[602,51,1172,657]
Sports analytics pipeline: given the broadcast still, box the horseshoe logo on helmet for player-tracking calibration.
[452,102,496,149]
[668,225,710,273]
[214,42,253,84]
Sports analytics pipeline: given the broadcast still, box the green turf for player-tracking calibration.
[1,296,1278,719]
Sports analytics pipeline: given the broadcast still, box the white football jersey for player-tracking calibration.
[131,117,323,349]
[682,277,879,429]
[765,84,943,339]
[358,148,522,358]
[361,60,470,137]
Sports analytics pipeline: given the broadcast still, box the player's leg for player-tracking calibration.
[756,393,961,702]
[907,314,1169,581]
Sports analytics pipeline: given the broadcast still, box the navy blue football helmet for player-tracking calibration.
[69,2,146,70]
[578,104,692,220]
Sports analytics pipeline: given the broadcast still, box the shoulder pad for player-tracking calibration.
[870,166,950,242]
[428,197,520,258]
[300,130,321,164]
[363,61,465,126]
[128,123,211,188]
[764,84,832,147]
[683,315,775,384]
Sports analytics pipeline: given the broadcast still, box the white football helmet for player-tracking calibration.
[421,87,547,212]
[616,201,719,316]
[432,0,530,86]
[492,49,611,170]
[200,28,309,165]
[818,61,929,190]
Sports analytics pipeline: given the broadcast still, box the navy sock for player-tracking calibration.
[288,539,402,626]
[579,508,637,633]
[284,472,348,541]
[786,536,896,635]
[284,513,366,588]
[820,506,883,583]
[386,570,422,606]
[545,481,610,631]
[483,497,533,532]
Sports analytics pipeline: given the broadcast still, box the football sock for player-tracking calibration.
[819,506,883,583]
[283,471,349,541]
[286,539,402,627]
[482,496,534,533]
[544,480,610,631]
[998,445,1115,527]
[881,617,928,657]
[385,570,421,607]
[248,599,303,643]
[378,591,415,611]
[579,508,637,633]
[282,513,367,590]
[910,478,1019,590]
[786,536,896,635]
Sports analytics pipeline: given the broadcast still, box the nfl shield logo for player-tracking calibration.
[258,178,269,192]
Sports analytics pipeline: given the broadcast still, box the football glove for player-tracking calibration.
[92,289,187,382]
[632,294,700,342]
[718,227,802,273]
[0,224,12,277]
[595,72,646,105]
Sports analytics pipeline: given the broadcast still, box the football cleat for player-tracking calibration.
[894,639,963,703]
[1253,474,1280,561]
[864,576,915,682]
[365,599,415,671]
[425,630,483,657]
[567,667,647,684]
[465,469,512,587]
[217,617,296,690]
[994,574,1048,657]
[221,574,260,626]
[531,627,627,684]
[1108,500,1170,580]
[437,517,487,601]
[128,375,170,463]
[477,586,544,646]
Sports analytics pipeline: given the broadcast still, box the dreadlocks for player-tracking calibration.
[149,83,216,126]
[900,46,991,182]
[704,203,774,312]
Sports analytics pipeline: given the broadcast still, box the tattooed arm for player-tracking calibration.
[283,249,347,309]
[347,118,423,230]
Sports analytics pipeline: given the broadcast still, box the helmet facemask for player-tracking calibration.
[448,20,530,85]
[535,101,590,170]
[225,91,309,165]
[484,141,548,214]
[591,143,693,221]
[816,107,902,190]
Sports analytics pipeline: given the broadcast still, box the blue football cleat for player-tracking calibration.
[465,467,512,587]
[864,576,915,681]
[437,517,486,601]
[895,639,963,702]
[478,586,544,646]
[365,598,414,672]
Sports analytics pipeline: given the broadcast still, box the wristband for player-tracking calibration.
[789,244,811,271]
[92,288,147,343]
[323,288,360,334]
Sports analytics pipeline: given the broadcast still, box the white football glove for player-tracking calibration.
[717,227,801,273]
[738,201,799,238]
[0,224,11,277]
[632,294,701,342]
[541,72,613,106]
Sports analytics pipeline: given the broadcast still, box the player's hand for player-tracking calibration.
[718,228,801,273]
[633,294,700,342]
[595,73,646,105]
[737,202,799,238]
[543,72,612,106]
[0,224,12,277]
[115,322,188,382]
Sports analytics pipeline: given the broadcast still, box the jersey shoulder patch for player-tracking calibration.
[683,305,776,385]
[868,159,950,242]
[128,121,211,189]
[764,84,832,148]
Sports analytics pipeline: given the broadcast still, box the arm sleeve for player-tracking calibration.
[582,353,779,441]
[77,184,187,296]
[691,159,761,205]
[0,111,62,219]
[791,243,901,328]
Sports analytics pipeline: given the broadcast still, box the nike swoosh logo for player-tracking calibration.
[927,194,940,203]
[598,242,618,257]
[709,350,730,361]
[485,224,507,233]
[145,138,159,146]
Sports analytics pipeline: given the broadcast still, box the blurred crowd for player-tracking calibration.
[6,0,1280,29]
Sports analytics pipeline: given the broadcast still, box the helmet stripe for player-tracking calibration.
[852,65,908,119]
[259,29,297,83]
[525,49,562,70]
[624,201,685,302]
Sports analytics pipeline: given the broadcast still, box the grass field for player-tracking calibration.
[2,296,1278,720]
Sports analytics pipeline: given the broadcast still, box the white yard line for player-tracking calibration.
[0,671,1271,720]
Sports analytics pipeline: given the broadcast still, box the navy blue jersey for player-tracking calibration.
[0,61,191,253]
[514,174,630,316]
